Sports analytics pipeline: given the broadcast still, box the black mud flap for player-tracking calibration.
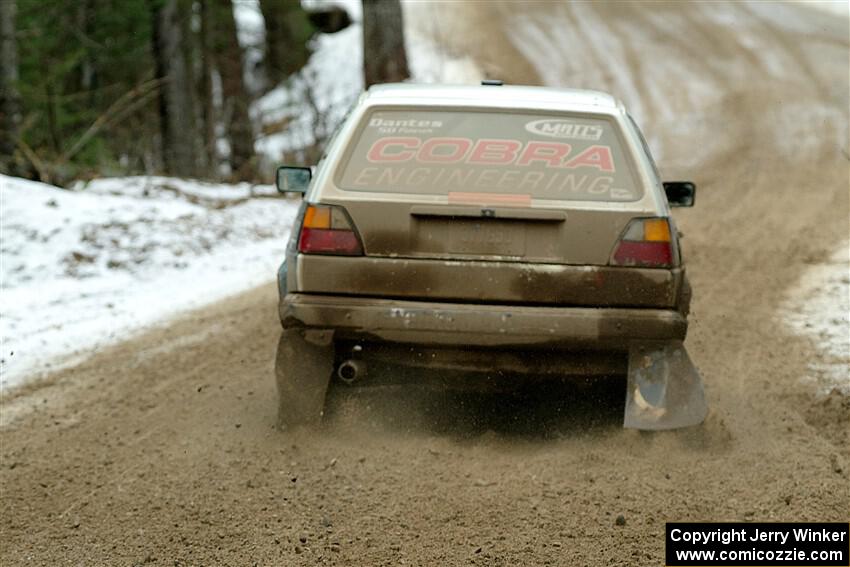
[275,329,334,429]
[623,341,708,430]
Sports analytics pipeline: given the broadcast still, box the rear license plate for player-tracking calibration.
[448,220,527,256]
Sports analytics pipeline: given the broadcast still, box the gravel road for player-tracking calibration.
[2,2,848,565]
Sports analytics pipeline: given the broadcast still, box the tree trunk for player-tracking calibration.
[211,0,254,180]
[75,0,95,95]
[199,0,218,173]
[362,0,410,88]
[0,0,22,175]
[259,0,312,85]
[150,0,200,177]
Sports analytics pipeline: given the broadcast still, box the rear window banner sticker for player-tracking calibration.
[468,139,523,164]
[515,141,573,167]
[339,110,642,202]
[417,138,474,163]
[564,145,614,171]
[366,136,615,172]
[350,166,632,201]
[366,137,419,162]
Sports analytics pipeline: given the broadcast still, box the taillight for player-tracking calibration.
[298,204,363,256]
[610,218,675,268]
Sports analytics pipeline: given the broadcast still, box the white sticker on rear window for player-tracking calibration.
[525,119,604,141]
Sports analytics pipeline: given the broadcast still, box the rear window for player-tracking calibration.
[336,108,641,202]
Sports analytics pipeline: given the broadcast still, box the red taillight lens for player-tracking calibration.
[612,240,673,266]
[299,227,362,255]
[298,204,363,256]
[610,218,675,268]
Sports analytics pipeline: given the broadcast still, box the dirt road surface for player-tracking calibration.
[2,3,848,565]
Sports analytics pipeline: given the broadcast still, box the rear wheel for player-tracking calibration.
[275,329,334,429]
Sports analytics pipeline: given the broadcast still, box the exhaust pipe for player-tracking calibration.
[337,359,366,384]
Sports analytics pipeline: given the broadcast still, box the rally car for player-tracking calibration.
[274,83,707,430]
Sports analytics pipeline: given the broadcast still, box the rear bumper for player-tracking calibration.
[293,255,681,308]
[280,294,687,349]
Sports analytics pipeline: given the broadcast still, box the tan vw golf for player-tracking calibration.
[274,83,707,430]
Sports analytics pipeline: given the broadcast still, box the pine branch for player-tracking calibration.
[59,77,164,164]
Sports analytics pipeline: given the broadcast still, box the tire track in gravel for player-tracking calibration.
[739,1,835,101]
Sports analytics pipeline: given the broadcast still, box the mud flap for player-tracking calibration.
[275,329,334,429]
[624,341,708,430]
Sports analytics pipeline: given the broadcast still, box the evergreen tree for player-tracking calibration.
[0,0,23,176]
[14,0,159,181]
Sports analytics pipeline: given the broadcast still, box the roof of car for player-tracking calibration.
[364,83,621,112]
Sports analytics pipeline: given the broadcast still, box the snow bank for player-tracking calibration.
[2,1,485,390]
[781,241,850,394]
[0,175,299,390]
[252,24,364,163]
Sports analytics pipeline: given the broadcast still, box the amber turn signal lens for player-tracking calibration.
[303,205,331,229]
[643,218,671,242]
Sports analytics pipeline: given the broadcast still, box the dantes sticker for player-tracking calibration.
[525,119,604,141]
[369,118,444,129]
[368,117,444,135]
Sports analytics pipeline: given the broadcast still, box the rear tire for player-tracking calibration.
[275,329,334,429]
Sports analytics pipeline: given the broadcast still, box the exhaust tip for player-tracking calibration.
[337,359,365,384]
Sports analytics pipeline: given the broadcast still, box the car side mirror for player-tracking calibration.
[276,166,312,195]
[663,181,696,207]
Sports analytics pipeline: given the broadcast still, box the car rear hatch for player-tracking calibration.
[296,107,679,308]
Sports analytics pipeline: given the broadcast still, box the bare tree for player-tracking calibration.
[210,0,255,180]
[362,0,409,88]
[199,0,218,171]
[0,0,22,175]
[150,0,200,177]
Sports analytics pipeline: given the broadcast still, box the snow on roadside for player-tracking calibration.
[0,175,299,390]
[252,23,363,163]
[781,242,850,394]
[2,2,484,391]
